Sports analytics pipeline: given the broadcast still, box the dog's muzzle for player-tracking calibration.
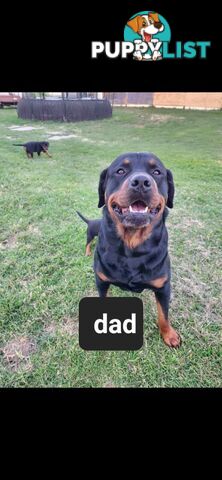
[110,173,163,228]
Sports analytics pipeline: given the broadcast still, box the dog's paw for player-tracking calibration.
[152,51,159,61]
[161,327,181,348]
[133,51,143,61]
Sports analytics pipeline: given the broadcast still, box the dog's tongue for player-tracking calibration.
[144,32,151,42]
[131,201,147,212]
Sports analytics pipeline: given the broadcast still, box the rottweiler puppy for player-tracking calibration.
[13,141,51,158]
[93,152,181,348]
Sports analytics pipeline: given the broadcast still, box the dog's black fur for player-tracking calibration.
[13,141,51,158]
[88,151,181,348]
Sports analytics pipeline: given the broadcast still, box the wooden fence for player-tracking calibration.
[104,92,222,109]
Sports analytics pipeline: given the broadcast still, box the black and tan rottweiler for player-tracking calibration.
[78,152,181,348]
[13,141,52,158]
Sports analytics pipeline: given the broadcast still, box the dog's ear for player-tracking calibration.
[148,12,159,23]
[98,168,108,208]
[166,169,175,208]
[127,16,140,33]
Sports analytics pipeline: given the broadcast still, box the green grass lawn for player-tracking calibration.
[0,106,221,387]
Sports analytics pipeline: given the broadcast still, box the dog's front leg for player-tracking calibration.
[43,148,52,158]
[95,274,110,298]
[154,282,181,348]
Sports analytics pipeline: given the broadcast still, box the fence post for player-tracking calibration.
[63,98,66,122]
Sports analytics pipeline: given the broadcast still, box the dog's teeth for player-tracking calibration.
[129,205,148,213]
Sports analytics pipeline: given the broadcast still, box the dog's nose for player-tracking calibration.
[130,175,151,192]
[155,21,162,29]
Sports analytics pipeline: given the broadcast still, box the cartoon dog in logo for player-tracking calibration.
[127,12,164,61]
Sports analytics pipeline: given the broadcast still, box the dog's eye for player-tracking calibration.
[116,168,125,175]
[153,169,161,175]
[142,22,147,27]
[149,19,154,24]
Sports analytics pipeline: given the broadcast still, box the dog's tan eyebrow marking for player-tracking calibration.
[148,159,156,167]
[123,159,130,165]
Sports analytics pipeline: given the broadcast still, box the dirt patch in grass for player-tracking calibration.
[44,322,57,335]
[48,134,77,141]
[170,218,205,230]
[9,125,44,131]
[46,131,63,135]
[103,380,116,388]
[1,336,37,372]
[0,233,18,249]
[19,277,35,289]
[28,224,41,236]
[133,114,185,127]
[128,362,138,373]
[85,289,99,297]
[150,114,185,123]
[60,316,78,335]
[44,316,78,337]
[48,133,109,145]
[0,225,41,250]
[150,113,185,123]
[1,225,41,249]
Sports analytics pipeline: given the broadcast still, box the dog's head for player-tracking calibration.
[41,141,49,149]
[127,12,164,42]
[98,153,174,236]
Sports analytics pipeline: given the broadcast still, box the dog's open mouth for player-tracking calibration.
[111,200,161,227]
[112,200,161,216]
[143,32,151,43]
